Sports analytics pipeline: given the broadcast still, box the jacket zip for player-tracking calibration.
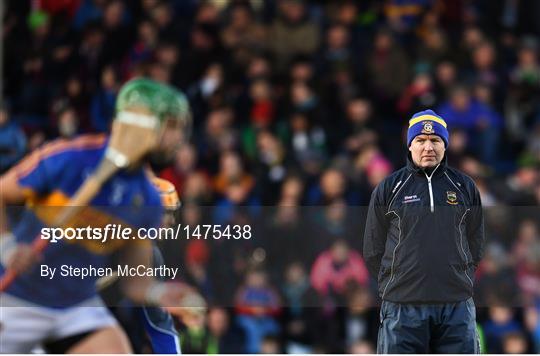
[424,163,440,213]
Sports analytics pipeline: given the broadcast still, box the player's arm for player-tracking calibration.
[0,148,53,272]
[0,168,29,233]
[1,167,43,272]
[117,241,155,303]
[117,242,197,310]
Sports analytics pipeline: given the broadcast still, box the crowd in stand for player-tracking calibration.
[2,0,540,353]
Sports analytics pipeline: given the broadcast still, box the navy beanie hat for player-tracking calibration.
[407,109,449,147]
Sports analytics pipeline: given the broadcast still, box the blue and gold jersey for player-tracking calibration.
[1,134,163,307]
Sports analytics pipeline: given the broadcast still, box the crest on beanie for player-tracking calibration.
[421,121,434,134]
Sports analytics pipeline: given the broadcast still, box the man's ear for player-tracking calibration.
[408,145,413,152]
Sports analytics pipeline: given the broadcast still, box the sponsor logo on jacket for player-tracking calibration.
[403,195,421,203]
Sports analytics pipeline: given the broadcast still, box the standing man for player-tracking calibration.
[363,109,485,353]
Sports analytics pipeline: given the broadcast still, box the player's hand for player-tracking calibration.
[6,244,42,273]
[159,282,207,320]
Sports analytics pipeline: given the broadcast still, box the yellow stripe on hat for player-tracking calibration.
[409,115,447,128]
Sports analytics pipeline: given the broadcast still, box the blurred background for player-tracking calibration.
[1,0,540,353]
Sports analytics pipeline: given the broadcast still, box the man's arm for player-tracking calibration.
[363,183,389,278]
[466,184,485,267]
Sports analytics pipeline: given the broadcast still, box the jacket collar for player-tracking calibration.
[406,152,447,177]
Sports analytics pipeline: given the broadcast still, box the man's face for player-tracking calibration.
[159,120,184,159]
[150,118,186,166]
[409,134,445,168]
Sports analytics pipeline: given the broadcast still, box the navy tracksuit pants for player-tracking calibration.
[377,298,480,354]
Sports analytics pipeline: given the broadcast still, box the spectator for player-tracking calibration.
[344,285,378,349]
[154,42,182,86]
[78,23,107,86]
[482,307,524,353]
[492,163,538,205]
[90,65,119,132]
[347,339,376,354]
[221,3,266,70]
[318,24,354,77]
[516,241,540,305]
[264,177,307,276]
[286,112,327,175]
[367,28,410,112]
[501,331,530,354]
[55,105,80,139]
[510,219,539,266]
[383,0,432,34]
[433,60,458,105]
[260,335,282,354]
[189,64,226,128]
[199,106,237,167]
[475,243,519,306]
[437,85,503,164]
[179,309,213,354]
[397,71,437,116]
[207,307,246,353]
[351,144,393,202]
[159,143,200,197]
[73,0,105,30]
[307,168,354,205]
[524,306,540,353]
[310,239,369,297]
[268,0,320,72]
[235,269,281,354]
[182,23,223,87]
[101,0,133,66]
[182,172,213,205]
[254,130,288,204]
[341,97,379,155]
[19,10,52,119]
[213,151,254,198]
[289,56,315,84]
[458,26,486,67]
[56,76,90,131]
[468,41,501,92]
[506,37,540,143]
[281,262,313,351]
[241,80,276,160]
[184,239,213,301]
[416,27,449,69]
[122,20,158,78]
[283,263,309,306]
